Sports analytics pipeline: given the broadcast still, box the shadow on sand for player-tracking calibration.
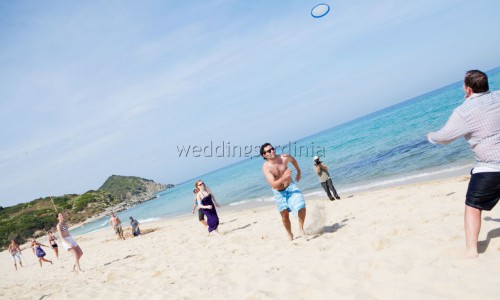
[484,216,500,222]
[223,223,253,235]
[478,227,500,254]
[307,219,350,241]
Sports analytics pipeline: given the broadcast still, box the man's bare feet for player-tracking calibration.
[288,232,294,241]
[463,248,479,259]
[300,229,308,238]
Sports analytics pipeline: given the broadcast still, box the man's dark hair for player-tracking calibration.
[260,143,272,160]
[464,70,489,93]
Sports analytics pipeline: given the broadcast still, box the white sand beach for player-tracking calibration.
[1,175,500,299]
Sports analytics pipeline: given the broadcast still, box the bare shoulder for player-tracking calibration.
[281,154,293,162]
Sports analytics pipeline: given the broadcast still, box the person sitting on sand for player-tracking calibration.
[31,240,53,267]
[129,216,141,236]
[109,212,125,240]
[56,212,84,272]
[8,239,23,270]
[192,188,208,228]
[48,230,59,259]
[260,143,307,241]
[195,180,221,235]
[427,70,500,258]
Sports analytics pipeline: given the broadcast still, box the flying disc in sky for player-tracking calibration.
[311,3,330,18]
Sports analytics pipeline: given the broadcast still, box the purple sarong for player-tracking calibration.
[201,194,219,232]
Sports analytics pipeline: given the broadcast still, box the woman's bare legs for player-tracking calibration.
[39,257,52,267]
[69,246,83,272]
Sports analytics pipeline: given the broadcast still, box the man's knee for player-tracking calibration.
[298,207,306,217]
[280,210,290,220]
[465,204,482,214]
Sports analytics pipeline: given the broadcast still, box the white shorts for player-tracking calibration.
[11,252,22,263]
[62,236,78,250]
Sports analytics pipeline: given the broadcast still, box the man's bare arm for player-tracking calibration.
[286,155,302,182]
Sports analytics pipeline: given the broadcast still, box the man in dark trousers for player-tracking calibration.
[313,156,340,201]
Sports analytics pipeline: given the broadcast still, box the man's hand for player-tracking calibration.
[283,168,292,179]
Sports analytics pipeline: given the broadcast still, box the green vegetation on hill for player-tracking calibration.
[98,175,170,200]
[0,191,120,249]
[0,175,173,248]
[1,175,172,250]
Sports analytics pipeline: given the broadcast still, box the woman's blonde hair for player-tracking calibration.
[194,179,203,189]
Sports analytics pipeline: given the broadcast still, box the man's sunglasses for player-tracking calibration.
[264,147,275,154]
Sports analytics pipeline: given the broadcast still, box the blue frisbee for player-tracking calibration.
[311,3,330,18]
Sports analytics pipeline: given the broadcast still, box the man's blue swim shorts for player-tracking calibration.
[272,182,306,215]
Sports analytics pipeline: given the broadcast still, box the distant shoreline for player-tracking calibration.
[70,164,472,236]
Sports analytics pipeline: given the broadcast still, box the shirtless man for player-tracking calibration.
[8,239,23,270]
[109,212,125,240]
[261,143,307,240]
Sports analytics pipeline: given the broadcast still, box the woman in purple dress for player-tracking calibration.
[195,180,221,234]
[31,240,53,267]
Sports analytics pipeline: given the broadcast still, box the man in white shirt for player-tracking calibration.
[427,69,500,258]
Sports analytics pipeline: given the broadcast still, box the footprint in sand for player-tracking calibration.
[372,238,389,251]
[151,270,163,277]
[305,233,322,241]
[102,272,117,282]
[388,228,400,236]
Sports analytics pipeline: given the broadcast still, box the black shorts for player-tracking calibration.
[466,171,500,211]
[198,209,205,221]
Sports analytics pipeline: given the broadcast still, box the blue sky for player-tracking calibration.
[1,0,499,207]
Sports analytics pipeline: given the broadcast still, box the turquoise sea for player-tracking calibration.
[72,67,500,235]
